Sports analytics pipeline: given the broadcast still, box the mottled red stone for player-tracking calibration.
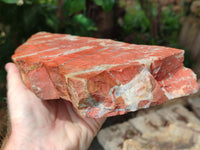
[12,32,199,118]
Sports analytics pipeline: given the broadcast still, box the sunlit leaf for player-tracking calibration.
[73,14,97,30]
[2,0,20,4]
[93,0,115,12]
[93,0,102,6]
[65,0,86,15]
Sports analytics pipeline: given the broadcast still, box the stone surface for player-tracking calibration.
[12,32,199,118]
[122,123,200,150]
[97,104,200,150]
[188,96,200,118]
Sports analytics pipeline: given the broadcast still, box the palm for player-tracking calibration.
[6,63,106,150]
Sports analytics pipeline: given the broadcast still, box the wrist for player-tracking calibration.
[4,134,34,150]
[4,132,44,150]
[4,132,57,150]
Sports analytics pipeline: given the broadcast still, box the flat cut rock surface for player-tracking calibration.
[12,32,199,117]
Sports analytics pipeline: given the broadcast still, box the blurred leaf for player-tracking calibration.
[65,0,86,15]
[1,0,19,4]
[160,5,184,46]
[72,14,97,36]
[93,0,115,12]
[93,0,102,6]
[74,14,90,26]
[151,4,157,17]
[123,1,150,34]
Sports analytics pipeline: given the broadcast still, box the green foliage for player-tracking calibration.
[2,0,19,4]
[65,0,86,15]
[160,5,184,46]
[93,0,115,12]
[123,2,150,34]
[121,1,184,47]
[73,14,97,33]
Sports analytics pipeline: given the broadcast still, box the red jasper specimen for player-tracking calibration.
[12,32,199,118]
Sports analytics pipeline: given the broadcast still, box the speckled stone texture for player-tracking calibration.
[12,32,199,118]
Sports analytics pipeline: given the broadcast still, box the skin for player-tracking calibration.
[3,63,106,150]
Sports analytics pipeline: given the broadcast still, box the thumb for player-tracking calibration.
[5,63,35,120]
[5,63,27,94]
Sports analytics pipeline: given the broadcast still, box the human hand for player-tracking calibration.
[4,63,106,150]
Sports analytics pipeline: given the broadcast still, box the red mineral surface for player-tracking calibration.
[12,32,199,118]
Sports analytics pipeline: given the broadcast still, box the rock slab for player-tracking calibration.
[97,104,200,150]
[12,32,199,118]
